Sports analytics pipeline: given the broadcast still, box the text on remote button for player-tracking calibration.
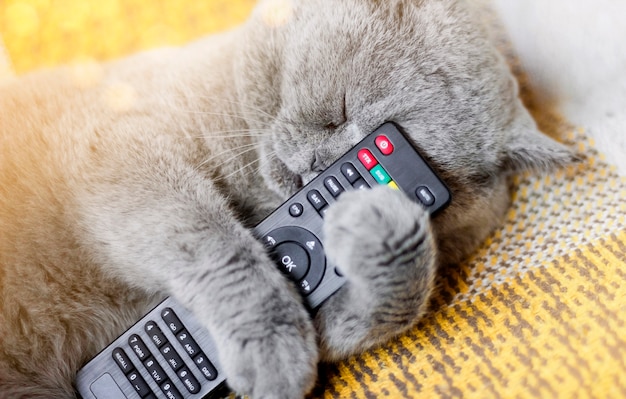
[375,135,394,155]
[370,165,392,185]
[306,190,328,211]
[324,176,344,197]
[340,162,361,183]
[357,148,378,170]
[416,186,435,206]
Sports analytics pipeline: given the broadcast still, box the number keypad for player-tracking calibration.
[109,306,219,398]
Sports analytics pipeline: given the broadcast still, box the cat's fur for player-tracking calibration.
[0,0,576,397]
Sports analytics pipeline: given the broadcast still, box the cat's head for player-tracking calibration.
[236,0,578,262]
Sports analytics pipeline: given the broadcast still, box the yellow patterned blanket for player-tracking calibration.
[2,1,625,397]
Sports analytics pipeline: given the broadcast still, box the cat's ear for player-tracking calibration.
[501,112,581,173]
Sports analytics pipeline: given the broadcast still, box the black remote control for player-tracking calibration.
[252,122,450,308]
[75,122,450,398]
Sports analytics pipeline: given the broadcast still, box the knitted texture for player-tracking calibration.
[1,1,624,397]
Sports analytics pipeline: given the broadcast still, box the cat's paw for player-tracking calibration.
[323,185,435,287]
[218,294,318,399]
[315,186,437,359]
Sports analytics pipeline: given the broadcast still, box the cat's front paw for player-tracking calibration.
[323,185,436,291]
[218,294,318,399]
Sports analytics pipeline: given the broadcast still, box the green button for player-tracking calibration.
[370,165,392,185]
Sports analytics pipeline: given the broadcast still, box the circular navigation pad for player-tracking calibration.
[261,226,326,295]
[271,242,310,281]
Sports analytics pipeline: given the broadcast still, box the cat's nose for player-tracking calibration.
[311,150,326,172]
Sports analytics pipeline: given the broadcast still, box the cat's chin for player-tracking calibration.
[290,173,304,193]
[300,171,319,187]
[263,159,305,199]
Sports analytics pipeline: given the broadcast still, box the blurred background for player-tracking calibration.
[1,2,625,398]
[0,0,255,74]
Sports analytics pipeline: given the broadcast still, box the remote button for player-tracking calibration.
[300,278,313,294]
[112,348,134,374]
[357,148,378,170]
[145,321,167,348]
[416,186,435,206]
[370,165,392,185]
[176,331,202,358]
[160,343,184,371]
[194,353,218,381]
[127,370,152,397]
[261,227,325,295]
[161,308,185,334]
[306,190,328,211]
[160,380,183,399]
[388,181,399,190]
[263,234,278,248]
[271,242,310,281]
[177,366,201,394]
[288,203,304,217]
[375,135,394,155]
[324,176,344,197]
[128,335,151,362]
[352,178,370,190]
[144,357,167,385]
[341,162,361,183]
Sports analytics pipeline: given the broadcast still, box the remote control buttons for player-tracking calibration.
[272,242,310,281]
[352,178,370,190]
[262,226,325,295]
[145,321,167,348]
[416,186,435,206]
[159,308,219,386]
[194,354,218,381]
[341,162,360,183]
[112,348,134,374]
[128,335,150,361]
[112,347,158,398]
[357,149,378,170]
[307,189,330,217]
[375,135,394,155]
[324,176,344,197]
[370,165,392,185]
[307,190,327,211]
[289,203,304,217]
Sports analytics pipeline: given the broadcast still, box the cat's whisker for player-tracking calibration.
[194,143,259,173]
[176,122,271,141]
[215,148,281,183]
[212,157,262,183]
[169,94,294,127]
[184,94,277,121]
[170,108,271,127]
[198,127,272,140]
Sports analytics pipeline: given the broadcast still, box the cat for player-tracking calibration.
[0,0,577,397]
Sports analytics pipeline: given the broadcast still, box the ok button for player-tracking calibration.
[271,242,310,281]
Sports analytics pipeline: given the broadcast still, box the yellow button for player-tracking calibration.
[388,181,399,190]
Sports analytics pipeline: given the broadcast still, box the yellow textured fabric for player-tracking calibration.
[2,1,625,398]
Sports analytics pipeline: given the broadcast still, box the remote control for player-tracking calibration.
[75,122,450,398]
[252,122,450,308]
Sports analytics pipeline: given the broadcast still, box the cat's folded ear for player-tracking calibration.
[500,109,583,174]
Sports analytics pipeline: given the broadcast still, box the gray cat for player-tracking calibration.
[0,0,576,397]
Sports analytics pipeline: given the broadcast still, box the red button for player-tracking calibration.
[357,149,378,170]
[375,135,394,155]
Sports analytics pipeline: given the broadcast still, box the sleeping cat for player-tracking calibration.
[0,0,577,397]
